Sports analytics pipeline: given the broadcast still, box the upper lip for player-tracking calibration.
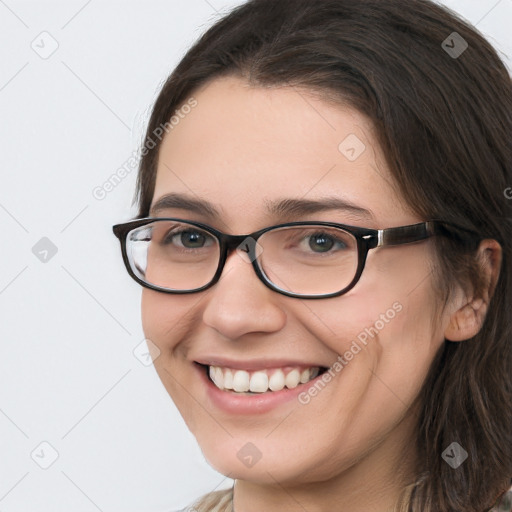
[194,357,328,371]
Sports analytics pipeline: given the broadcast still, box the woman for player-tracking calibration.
[112,0,512,510]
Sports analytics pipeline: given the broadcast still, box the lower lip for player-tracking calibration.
[194,363,324,415]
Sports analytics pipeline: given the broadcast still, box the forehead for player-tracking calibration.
[152,76,415,230]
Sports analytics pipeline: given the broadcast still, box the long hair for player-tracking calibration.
[134,1,512,510]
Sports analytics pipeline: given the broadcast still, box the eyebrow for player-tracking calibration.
[149,192,374,221]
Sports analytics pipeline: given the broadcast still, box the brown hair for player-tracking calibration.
[133,1,512,510]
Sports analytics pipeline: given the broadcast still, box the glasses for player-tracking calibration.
[111,217,474,299]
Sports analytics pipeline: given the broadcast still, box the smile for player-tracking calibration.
[207,365,323,393]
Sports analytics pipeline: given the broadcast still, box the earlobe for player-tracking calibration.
[443,239,502,342]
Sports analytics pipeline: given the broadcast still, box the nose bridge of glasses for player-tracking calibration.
[222,232,261,259]
[211,233,265,289]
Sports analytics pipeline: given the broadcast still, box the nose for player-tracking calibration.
[201,248,287,339]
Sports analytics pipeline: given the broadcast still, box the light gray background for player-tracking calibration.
[0,1,510,511]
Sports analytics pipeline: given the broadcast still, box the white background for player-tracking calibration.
[0,1,510,511]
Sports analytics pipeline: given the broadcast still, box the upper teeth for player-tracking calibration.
[208,366,320,393]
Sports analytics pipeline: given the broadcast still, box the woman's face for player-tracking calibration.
[141,76,449,487]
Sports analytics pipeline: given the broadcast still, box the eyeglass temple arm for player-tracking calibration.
[376,221,440,247]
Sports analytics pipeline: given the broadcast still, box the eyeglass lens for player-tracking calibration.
[126,220,359,296]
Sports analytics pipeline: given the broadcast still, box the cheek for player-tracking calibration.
[301,284,409,360]
[140,290,198,350]
[301,249,442,399]
[140,290,204,429]
[141,290,168,344]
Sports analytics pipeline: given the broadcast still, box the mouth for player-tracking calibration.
[197,363,329,394]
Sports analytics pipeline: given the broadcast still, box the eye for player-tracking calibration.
[300,231,348,254]
[307,233,337,252]
[164,229,214,249]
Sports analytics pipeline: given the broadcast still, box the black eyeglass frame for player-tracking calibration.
[112,217,476,300]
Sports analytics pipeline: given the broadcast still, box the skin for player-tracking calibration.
[141,75,501,512]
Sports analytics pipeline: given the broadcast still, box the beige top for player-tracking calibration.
[185,489,233,512]
[180,485,512,512]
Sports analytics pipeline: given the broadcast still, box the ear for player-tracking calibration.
[444,239,502,342]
